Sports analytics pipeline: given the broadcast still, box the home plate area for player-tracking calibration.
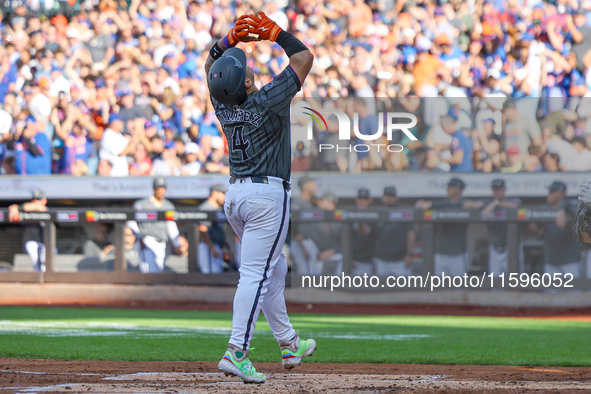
[2,361,591,393]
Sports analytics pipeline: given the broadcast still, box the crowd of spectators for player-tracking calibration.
[0,0,590,176]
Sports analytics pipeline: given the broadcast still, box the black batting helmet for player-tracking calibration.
[153,176,167,189]
[208,47,248,107]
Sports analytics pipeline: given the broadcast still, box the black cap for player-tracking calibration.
[320,192,338,204]
[548,181,567,193]
[32,189,46,200]
[298,174,315,189]
[447,177,466,190]
[384,186,397,196]
[211,183,227,193]
[153,176,167,189]
[491,179,505,189]
[357,188,371,199]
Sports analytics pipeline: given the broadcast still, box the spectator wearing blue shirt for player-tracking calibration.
[353,98,379,167]
[0,55,17,104]
[437,34,464,78]
[441,110,474,172]
[197,101,222,138]
[35,51,54,82]
[15,117,51,175]
[60,121,95,175]
[179,40,199,80]
[0,108,12,172]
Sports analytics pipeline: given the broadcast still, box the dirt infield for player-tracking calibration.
[1,358,591,393]
[2,302,591,392]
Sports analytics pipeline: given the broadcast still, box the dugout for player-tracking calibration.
[0,172,588,290]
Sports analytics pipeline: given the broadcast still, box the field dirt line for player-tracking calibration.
[1,358,591,393]
[3,300,591,321]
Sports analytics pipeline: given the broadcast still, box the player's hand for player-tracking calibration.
[246,11,283,42]
[8,204,20,222]
[404,254,412,268]
[227,15,260,46]
[101,244,115,257]
[317,249,335,262]
[212,248,221,258]
[415,200,431,210]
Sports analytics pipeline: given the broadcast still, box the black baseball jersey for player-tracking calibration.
[432,199,468,255]
[210,66,301,182]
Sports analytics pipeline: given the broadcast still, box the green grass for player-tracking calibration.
[0,306,589,366]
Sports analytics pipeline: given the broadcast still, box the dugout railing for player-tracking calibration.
[292,207,589,291]
[0,207,587,290]
[0,208,240,286]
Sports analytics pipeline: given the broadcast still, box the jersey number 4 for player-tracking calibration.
[232,125,250,160]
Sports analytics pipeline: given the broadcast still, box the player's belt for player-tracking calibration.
[230,176,291,191]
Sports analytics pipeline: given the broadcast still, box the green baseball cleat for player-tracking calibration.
[218,346,266,384]
[280,335,317,369]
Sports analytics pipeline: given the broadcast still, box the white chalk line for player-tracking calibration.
[0,321,431,341]
[365,374,452,384]
[0,369,100,376]
[416,374,453,383]
[0,383,84,392]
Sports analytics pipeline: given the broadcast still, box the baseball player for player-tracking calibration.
[481,179,521,276]
[205,13,316,383]
[126,177,181,273]
[415,178,484,276]
[197,183,228,274]
[534,181,582,277]
[351,188,375,275]
[290,175,320,275]
[9,189,50,272]
[373,186,416,277]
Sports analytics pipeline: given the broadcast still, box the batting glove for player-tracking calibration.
[579,181,591,208]
[247,11,283,42]
[226,15,258,46]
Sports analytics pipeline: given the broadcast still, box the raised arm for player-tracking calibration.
[247,12,313,85]
[204,38,228,75]
[280,34,314,85]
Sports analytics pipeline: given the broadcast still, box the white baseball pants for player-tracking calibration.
[434,253,468,277]
[198,242,224,273]
[545,261,581,278]
[25,241,46,272]
[137,236,167,273]
[488,245,508,276]
[224,177,296,350]
[290,238,320,275]
[374,257,412,277]
[351,261,373,276]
